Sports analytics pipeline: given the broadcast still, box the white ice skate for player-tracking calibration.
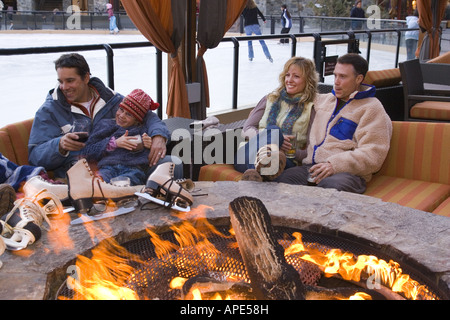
[254,144,286,181]
[66,159,143,214]
[136,162,193,212]
[0,233,5,269]
[23,175,69,204]
[0,189,64,250]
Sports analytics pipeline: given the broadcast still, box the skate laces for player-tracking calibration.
[255,144,279,169]
[175,178,195,192]
[148,177,192,209]
[254,144,286,179]
[2,189,64,232]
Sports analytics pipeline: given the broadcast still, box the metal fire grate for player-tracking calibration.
[56,225,447,300]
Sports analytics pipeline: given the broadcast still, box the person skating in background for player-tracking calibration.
[405,9,419,60]
[242,0,273,62]
[350,0,365,30]
[107,3,119,34]
[280,4,292,44]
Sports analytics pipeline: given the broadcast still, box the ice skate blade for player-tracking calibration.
[135,192,191,212]
[4,244,26,251]
[70,206,135,225]
[63,207,75,213]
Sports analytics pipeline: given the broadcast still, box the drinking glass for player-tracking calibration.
[286,132,307,159]
[72,119,91,142]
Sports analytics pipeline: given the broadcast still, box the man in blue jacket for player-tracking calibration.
[28,53,172,180]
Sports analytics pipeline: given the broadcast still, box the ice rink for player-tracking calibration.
[0,31,405,127]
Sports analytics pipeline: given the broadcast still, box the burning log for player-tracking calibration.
[181,276,255,300]
[229,196,307,300]
[228,196,383,300]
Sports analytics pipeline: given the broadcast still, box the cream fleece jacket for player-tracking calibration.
[305,85,392,182]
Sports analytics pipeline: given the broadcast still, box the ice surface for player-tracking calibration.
[0,32,403,127]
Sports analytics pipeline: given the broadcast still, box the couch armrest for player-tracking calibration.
[0,130,17,163]
[420,63,450,86]
[2,118,34,166]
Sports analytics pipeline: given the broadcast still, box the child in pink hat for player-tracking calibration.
[81,89,166,185]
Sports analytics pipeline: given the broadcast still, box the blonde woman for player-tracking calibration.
[235,56,318,181]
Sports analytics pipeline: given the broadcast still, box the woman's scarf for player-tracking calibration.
[266,89,304,135]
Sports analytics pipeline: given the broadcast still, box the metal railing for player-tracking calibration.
[2,10,438,33]
[0,9,136,31]
[0,28,440,119]
[241,15,416,34]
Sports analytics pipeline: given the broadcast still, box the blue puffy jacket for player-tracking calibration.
[28,77,169,178]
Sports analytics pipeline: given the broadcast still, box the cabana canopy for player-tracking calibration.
[416,0,447,60]
[122,0,246,119]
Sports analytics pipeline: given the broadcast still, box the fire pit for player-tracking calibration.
[0,181,449,300]
[56,223,444,300]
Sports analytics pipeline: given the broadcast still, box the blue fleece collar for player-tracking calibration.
[331,84,376,100]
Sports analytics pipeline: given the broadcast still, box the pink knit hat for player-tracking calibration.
[120,89,159,123]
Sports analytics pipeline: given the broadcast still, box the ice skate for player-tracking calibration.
[254,144,286,181]
[241,169,263,182]
[66,159,143,214]
[0,189,64,250]
[175,178,195,192]
[0,233,5,269]
[0,184,15,216]
[136,162,193,212]
[23,175,69,204]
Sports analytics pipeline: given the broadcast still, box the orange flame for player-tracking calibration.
[284,232,433,300]
[63,204,433,300]
[60,238,142,300]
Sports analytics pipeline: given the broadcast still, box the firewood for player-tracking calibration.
[181,276,255,300]
[229,196,307,300]
[228,196,388,300]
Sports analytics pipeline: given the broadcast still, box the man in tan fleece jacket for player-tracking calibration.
[275,53,392,193]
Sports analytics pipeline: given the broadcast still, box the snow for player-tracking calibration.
[0,32,405,127]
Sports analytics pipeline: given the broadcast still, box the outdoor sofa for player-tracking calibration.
[1,119,449,217]
[197,121,450,217]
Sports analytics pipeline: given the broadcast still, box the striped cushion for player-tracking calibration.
[0,130,17,163]
[198,164,243,182]
[427,51,450,64]
[410,101,450,121]
[378,121,450,185]
[2,118,34,166]
[432,198,450,217]
[364,68,401,87]
[365,175,450,213]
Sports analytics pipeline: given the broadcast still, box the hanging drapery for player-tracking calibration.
[416,0,447,60]
[121,0,190,118]
[389,0,398,19]
[195,0,247,119]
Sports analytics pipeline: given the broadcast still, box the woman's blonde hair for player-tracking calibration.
[269,56,319,104]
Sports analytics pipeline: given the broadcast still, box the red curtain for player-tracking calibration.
[122,0,246,119]
[121,0,190,118]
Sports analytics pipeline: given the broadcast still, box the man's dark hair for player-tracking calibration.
[337,53,368,78]
[54,53,91,78]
